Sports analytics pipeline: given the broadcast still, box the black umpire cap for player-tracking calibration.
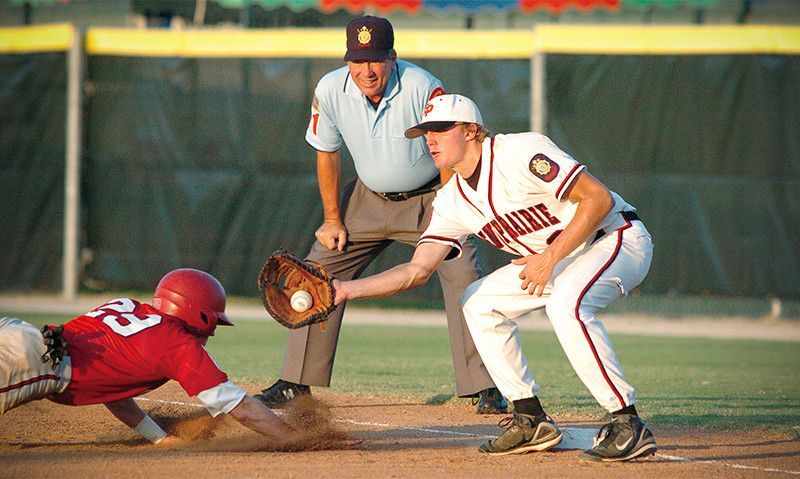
[344,16,394,62]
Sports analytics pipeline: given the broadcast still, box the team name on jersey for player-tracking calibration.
[477,204,561,250]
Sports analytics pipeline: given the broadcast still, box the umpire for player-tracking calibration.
[255,15,506,414]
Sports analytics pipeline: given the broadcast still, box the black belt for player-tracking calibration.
[593,211,641,243]
[377,177,440,202]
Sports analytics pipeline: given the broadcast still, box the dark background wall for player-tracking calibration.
[2,52,798,302]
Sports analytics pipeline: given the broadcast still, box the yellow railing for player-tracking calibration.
[0,23,72,53]
[2,23,799,57]
[531,25,800,55]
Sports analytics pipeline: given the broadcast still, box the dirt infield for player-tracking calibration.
[1,382,798,478]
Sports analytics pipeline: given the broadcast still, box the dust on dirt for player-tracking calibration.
[150,395,358,452]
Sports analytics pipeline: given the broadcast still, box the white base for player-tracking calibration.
[552,427,596,450]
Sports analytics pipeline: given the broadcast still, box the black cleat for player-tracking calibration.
[473,387,509,414]
[579,415,658,462]
[479,413,562,455]
[253,379,311,409]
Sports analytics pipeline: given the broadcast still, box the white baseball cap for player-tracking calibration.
[405,94,484,139]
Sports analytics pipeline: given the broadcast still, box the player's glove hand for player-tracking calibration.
[40,324,68,368]
[258,249,336,329]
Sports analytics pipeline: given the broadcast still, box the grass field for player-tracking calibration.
[11,311,800,438]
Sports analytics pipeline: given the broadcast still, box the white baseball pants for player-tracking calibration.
[461,221,653,412]
[0,317,71,414]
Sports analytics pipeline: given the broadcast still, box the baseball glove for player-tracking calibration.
[258,249,336,329]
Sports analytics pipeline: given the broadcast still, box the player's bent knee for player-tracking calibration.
[545,297,578,323]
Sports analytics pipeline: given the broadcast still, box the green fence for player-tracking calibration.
[1,25,799,303]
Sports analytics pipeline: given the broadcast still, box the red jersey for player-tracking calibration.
[50,298,229,406]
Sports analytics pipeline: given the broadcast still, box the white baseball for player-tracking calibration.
[290,290,313,312]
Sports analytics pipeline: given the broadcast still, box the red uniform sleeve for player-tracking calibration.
[157,339,229,398]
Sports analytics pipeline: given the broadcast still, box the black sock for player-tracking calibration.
[612,404,638,417]
[512,396,546,418]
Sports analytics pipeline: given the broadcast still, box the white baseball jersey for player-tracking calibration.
[420,132,634,257]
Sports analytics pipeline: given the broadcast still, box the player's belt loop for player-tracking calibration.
[592,211,641,243]
[377,177,441,202]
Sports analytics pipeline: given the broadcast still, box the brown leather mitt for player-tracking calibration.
[257,249,336,329]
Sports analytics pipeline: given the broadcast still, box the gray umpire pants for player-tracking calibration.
[279,179,496,397]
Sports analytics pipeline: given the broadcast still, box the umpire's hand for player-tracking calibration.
[316,219,348,251]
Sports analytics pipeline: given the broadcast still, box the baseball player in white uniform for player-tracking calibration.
[332,94,657,462]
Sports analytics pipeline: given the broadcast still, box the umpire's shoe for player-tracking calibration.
[579,414,658,462]
[254,379,311,409]
[478,413,562,455]
[474,387,508,414]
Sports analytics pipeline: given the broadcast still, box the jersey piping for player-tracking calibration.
[418,204,462,255]
[455,178,482,216]
[0,374,59,394]
[556,163,586,200]
[486,138,533,256]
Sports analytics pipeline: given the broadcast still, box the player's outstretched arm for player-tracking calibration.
[228,395,296,438]
[334,242,452,304]
[104,397,176,444]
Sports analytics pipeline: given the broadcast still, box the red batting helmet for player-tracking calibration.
[152,268,233,338]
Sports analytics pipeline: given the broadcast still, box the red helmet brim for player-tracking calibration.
[217,312,233,326]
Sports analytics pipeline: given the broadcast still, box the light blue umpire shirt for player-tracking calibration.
[305,59,443,194]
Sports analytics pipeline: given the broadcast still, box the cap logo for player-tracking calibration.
[423,103,434,116]
[529,153,559,182]
[357,26,372,46]
[428,87,445,101]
